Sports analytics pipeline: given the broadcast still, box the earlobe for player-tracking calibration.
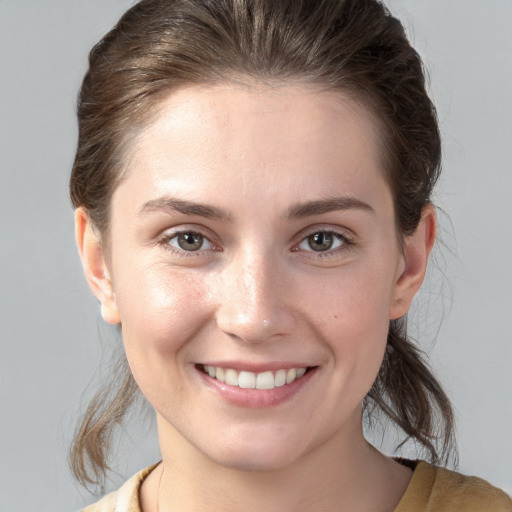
[389,205,437,320]
[75,208,121,325]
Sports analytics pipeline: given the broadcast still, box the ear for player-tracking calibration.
[75,208,121,325]
[389,205,437,320]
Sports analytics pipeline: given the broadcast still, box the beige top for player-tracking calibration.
[81,461,512,512]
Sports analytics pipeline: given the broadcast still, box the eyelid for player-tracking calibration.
[156,225,221,255]
[154,224,355,256]
[297,232,344,252]
[292,226,356,254]
[168,232,214,251]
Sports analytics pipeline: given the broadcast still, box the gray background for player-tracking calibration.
[1,0,511,510]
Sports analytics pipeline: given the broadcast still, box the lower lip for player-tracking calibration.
[197,367,317,408]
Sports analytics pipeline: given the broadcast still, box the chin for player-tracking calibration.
[206,446,300,473]
[195,427,317,473]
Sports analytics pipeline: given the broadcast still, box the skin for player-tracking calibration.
[76,82,436,512]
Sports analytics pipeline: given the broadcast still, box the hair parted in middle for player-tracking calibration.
[70,0,456,488]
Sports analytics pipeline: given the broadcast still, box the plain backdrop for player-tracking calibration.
[1,0,511,510]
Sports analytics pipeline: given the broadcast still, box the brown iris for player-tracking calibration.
[307,232,335,251]
[177,232,204,251]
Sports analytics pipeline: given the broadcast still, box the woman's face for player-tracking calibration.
[81,83,430,471]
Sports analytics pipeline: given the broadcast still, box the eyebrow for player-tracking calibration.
[285,196,374,219]
[139,196,232,221]
[139,195,374,221]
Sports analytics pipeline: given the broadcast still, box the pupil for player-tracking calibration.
[178,232,203,251]
[309,232,333,251]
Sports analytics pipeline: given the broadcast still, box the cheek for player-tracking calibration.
[301,263,393,375]
[113,263,212,382]
[305,262,394,331]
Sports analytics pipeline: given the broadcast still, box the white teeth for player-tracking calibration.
[203,365,308,389]
[239,371,256,389]
[274,369,286,387]
[256,371,274,390]
[215,367,225,383]
[225,369,239,386]
[286,368,297,384]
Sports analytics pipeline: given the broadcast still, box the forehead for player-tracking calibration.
[117,82,391,216]
[141,82,383,160]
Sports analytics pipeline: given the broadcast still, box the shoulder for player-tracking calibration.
[79,463,160,512]
[396,461,512,512]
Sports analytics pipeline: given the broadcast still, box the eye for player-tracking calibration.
[297,231,346,252]
[168,231,213,252]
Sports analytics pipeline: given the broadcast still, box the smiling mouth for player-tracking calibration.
[200,365,311,390]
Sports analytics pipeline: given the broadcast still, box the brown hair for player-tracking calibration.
[70,0,456,488]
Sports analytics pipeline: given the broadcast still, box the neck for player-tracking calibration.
[142,414,412,512]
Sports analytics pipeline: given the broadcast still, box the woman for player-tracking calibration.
[70,0,512,510]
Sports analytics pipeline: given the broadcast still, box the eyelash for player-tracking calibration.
[157,229,218,257]
[293,229,354,257]
[156,228,355,257]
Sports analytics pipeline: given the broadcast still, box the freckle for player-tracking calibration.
[334,315,338,319]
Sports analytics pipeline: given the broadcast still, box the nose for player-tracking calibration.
[214,248,294,344]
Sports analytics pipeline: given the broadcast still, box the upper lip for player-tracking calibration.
[196,361,314,373]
